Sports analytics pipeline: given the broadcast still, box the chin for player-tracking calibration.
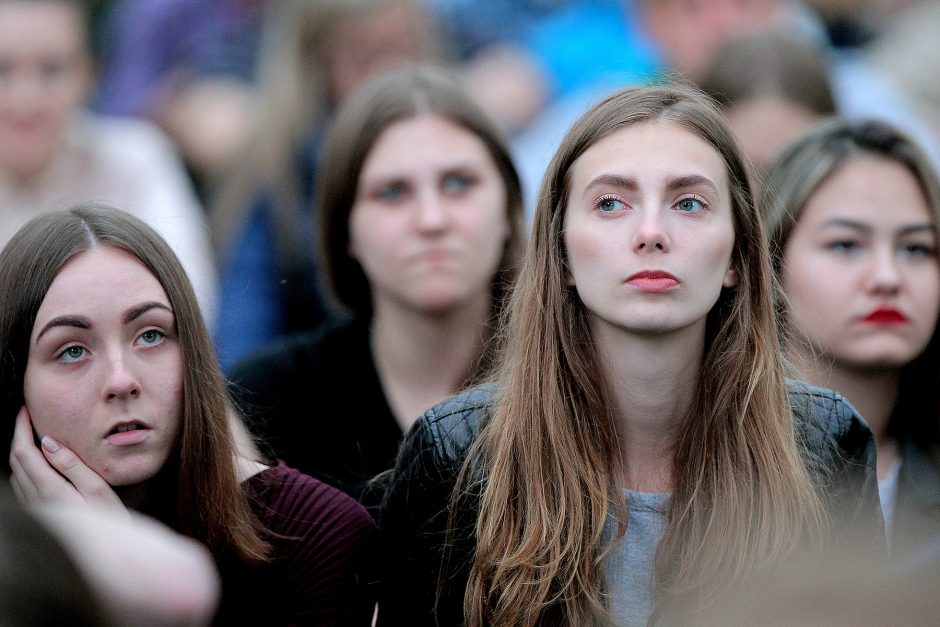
[96,461,164,488]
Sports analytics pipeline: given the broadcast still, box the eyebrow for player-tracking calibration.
[584,173,720,195]
[34,301,173,344]
[123,301,173,324]
[820,218,936,236]
[35,316,91,343]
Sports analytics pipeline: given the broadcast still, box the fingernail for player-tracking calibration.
[41,436,61,454]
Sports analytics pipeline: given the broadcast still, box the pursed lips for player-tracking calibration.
[624,270,679,292]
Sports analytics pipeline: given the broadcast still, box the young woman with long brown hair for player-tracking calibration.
[378,83,883,625]
[1,204,376,625]
[229,65,525,502]
[762,118,940,565]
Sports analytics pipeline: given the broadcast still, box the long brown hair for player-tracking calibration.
[762,118,940,448]
[0,204,268,564]
[459,83,825,625]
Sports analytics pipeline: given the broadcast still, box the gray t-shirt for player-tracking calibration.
[603,490,669,626]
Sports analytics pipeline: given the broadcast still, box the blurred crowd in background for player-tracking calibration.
[3,0,940,623]
[3,0,937,365]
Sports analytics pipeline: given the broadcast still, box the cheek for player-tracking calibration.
[348,208,390,264]
[912,266,940,325]
[23,369,86,444]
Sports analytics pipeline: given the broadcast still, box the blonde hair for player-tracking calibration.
[457,83,826,625]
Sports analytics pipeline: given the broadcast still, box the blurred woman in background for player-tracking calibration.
[211,0,437,370]
[763,118,940,563]
[230,65,525,503]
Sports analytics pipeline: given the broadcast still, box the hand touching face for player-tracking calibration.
[23,246,183,490]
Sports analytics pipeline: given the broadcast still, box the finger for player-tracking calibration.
[40,437,125,511]
[10,407,81,503]
[9,452,40,503]
[9,472,31,504]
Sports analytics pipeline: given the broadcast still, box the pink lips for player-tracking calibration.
[105,422,151,446]
[626,270,679,293]
[862,308,907,325]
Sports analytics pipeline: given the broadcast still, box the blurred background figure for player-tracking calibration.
[93,0,269,193]
[700,31,837,176]
[0,0,217,323]
[868,2,940,171]
[210,0,438,371]
[1,483,220,626]
[230,65,525,503]
[762,118,940,564]
[507,0,826,211]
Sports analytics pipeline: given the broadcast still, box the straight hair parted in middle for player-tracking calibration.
[456,83,826,626]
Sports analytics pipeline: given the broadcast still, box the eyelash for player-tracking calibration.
[675,195,708,212]
[53,329,167,364]
[594,194,627,213]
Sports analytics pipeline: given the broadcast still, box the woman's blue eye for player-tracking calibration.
[676,197,705,212]
[137,330,165,346]
[597,197,625,212]
[58,346,85,362]
[376,181,408,201]
[442,173,473,194]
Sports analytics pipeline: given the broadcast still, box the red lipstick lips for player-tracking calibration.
[626,270,679,293]
[862,308,907,324]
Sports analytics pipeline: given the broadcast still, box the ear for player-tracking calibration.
[722,265,738,288]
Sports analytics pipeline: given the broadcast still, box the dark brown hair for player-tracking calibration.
[0,204,268,564]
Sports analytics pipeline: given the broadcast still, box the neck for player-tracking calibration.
[789,345,900,479]
[371,293,491,431]
[591,321,706,492]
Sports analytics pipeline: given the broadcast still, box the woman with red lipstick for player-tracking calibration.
[376,83,882,625]
[0,204,377,625]
[763,118,940,563]
[228,65,525,503]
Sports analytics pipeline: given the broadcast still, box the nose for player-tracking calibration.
[102,352,141,401]
[414,189,450,233]
[632,210,670,254]
[867,245,902,296]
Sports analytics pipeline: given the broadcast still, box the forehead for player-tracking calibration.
[35,247,170,323]
[568,120,730,191]
[0,1,85,53]
[361,114,494,175]
[800,154,935,228]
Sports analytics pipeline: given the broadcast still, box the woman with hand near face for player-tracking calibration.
[229,66,524,503]
[0,205,376,625]
[763,119,940,563]
[377,84,883,626]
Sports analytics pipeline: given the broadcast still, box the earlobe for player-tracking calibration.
[722,266,738,288]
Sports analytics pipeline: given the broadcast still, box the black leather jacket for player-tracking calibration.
[377,382,884,625]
